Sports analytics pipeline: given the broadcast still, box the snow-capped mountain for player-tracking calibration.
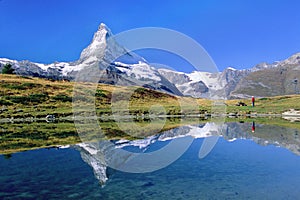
[0,23,182,96]
[0,58,78,79]
[1,22,300,99]
[158,67,249,99]
[158,52,300,99]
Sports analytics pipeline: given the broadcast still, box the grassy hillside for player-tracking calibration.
[226,95,300,114]
[0,75,74,118]
[0,74,211,118]
[1,74,300,118]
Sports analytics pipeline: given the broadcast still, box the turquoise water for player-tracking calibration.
[1,124,300,199]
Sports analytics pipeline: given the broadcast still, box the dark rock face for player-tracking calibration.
[158,69,191,85]
[189,81,209,93]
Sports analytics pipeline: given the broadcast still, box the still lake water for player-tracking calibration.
[1,122,300,199]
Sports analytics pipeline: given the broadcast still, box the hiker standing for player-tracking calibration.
[252,96,255,107]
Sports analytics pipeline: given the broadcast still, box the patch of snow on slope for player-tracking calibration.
[158,68,186,75]
[34,61,80,76]
[34,63,52,71]
[227,67,236,71]
[0,58,18,64]
[115,61,161,81]
[114,62,131,68]
[62,56,98,75]
[188,71,222,90]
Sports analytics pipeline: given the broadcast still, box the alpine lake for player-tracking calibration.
[1,116,300,199]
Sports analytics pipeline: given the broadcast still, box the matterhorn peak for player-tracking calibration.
[79,22,117,61]
[94,23,113,40]
[98,23,109,31]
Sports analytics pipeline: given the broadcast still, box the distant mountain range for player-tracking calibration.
[1,23,300,99]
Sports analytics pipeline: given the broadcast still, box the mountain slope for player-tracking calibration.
[158,53,300,99]
[158,67,249,99]
[0,23,182,96]
[1,22,300,99]
[230,53,300,98]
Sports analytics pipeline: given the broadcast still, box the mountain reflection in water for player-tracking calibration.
[75,122,300,185]
[2,121,300,199]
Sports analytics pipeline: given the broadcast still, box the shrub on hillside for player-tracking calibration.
[29,93,48,103]
[95,89,107,98]
[6,96,29,104]
[5,93,49,104]
[1,64,15,74]
[52,94,72,102]
[0,99,13,106]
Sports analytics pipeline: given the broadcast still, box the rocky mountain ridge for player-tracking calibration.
[1,23,300,99]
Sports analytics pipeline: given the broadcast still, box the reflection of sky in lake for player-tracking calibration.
[1,122,300,199]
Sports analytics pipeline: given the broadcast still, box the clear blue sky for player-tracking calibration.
[0,0,300,72]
